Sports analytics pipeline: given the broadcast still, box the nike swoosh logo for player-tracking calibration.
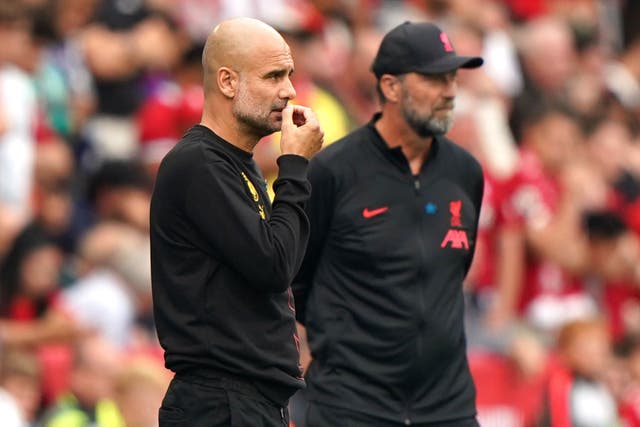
[362,206,389,218]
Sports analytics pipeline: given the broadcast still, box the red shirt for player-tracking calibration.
[137,81,203,145]
[602,280,640,341]
[501,150,587,313]
[470,351,549,427]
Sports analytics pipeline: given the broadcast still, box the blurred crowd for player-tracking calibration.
[0,0,639,426]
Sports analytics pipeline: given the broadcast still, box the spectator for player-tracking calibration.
[85,159,152,232]
[583,211,640,341]
[0,221,153,350]
[136,41,204,179]
[0,224,69,403]
[509,17,578,142]
[542,317,619,427]
[34,0,97,143]
[501,102,605,334]
[32,139,77,253]
[0,2,39,224]
[39,335,125,427]
[112,357,171,427]
[0,224,63,321]
[79,0,181,162]
[60,221,152,349]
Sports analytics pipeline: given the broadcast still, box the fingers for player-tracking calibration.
[285,105,322,128]
[299,106,317,126]
[278,104,324,159]
[281,104,294,127]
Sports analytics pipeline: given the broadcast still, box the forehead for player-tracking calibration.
[248,39,294,72]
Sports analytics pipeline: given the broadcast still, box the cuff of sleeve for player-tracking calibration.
[276,154,309,181]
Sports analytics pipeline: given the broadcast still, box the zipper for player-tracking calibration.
[403,175,429,427]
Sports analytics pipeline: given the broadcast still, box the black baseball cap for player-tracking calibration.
[371,21,483,77]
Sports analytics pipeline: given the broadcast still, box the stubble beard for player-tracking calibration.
[400,93,454,138]
[233,83,281,138]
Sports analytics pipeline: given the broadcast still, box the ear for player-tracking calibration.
[379,74,403,103]
[217,66,238,98]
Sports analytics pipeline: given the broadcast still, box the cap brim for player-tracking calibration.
[414,55,483,74]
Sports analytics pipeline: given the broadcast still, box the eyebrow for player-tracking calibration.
[263,68,295,79]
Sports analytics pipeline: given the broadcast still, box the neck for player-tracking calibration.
[375,109,433,175]
[200,108,259,153]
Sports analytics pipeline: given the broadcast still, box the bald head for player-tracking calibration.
[202,18,289,90]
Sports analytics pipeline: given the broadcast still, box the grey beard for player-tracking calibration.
[234,109,279,138]
[403,109,453,138]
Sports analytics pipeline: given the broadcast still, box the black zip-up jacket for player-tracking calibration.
[150,125,309,405]
[293,115,484,424]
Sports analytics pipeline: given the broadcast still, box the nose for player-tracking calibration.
[280,77,296,100]
[442,78,457,98]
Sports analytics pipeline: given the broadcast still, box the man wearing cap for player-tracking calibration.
[292,21,484,426]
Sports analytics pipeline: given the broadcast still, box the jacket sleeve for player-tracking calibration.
[292,158,336,325]
[184,154,311,293]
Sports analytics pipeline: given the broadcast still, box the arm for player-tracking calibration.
[525,162,604,274]
[0,308,85,348]
[295,321,312,375]
[485,225,525,328]
[186,106,324,293]
[185,156,310,293]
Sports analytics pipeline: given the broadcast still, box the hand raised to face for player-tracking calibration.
[279,105,324,160]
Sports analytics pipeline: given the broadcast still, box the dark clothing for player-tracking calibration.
[94,0,149,115]
[150,125,309,407]
[293,114,484,425]
[306,401,480,427]
[159,372,290,427]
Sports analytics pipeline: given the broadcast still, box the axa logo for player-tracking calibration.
[440,229,469,249]
[441,200,469,250]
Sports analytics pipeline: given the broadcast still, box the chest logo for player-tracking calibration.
[441,200,469,250]
[362,206,389,219]
[449,200,462,226]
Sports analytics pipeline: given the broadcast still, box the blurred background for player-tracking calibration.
[0,0,639,426]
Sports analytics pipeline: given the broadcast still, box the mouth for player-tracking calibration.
[436,103,455,111]
[271,104,287,114]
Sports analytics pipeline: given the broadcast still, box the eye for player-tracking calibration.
[265,70,286,81]
[423,72,457,84]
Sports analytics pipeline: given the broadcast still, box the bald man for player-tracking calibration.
[149,18,324,427]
